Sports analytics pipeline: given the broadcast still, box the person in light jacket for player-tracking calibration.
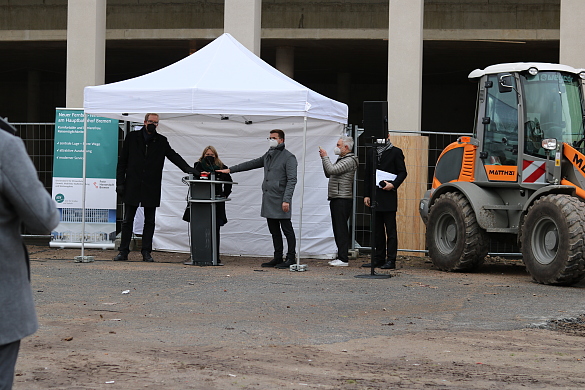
[217,129,297,269]
[0,120,59,390]
[319,136,359,267]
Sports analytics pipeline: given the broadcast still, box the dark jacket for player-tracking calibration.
[364,145,408,212]
[193,161,233,199]
[183,161,233,225]
[230,143,297,219]
[117,127,192,207]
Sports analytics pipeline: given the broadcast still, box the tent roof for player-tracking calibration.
[84,33,348,124]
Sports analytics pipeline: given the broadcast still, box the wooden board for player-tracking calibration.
[393,135,428,257]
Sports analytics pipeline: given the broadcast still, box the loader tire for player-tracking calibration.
[521,194,585,285]
[427,192,488,271]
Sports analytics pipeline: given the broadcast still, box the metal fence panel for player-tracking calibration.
[15,123,125,239]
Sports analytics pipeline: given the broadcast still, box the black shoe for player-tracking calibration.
[113,252,128,261]
[261,258,283,267]
[275,258,296,269]
[361,261,384,268]
[380,260,396,269]
[142,252,154,262]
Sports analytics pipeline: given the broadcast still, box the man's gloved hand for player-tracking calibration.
[186,167,198,175]
[116,185,125,197]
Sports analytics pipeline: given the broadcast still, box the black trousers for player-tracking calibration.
[373,210,397,263]
[0,340,20,390]
[118,205,156,253]
[266,218,296,258]
[330,198,352,262]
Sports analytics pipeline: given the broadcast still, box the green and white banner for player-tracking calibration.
[50,108,119,248]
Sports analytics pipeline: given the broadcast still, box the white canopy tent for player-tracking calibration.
[84,33,348,257]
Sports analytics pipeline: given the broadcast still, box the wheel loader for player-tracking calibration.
[419,62,585,285]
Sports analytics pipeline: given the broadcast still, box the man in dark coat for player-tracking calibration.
[114,113,194,262]
[363,133,408,269]
[0,120,59,389]
[216,129,298,269]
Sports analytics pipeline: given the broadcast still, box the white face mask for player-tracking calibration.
[268,139,279,149]
[333,147,341,155]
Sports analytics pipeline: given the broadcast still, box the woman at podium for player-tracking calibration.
[183,146,232,263]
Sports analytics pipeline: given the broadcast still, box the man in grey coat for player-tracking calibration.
[217,129,298,269]
[319,136,359,267]
[0,119,59,389]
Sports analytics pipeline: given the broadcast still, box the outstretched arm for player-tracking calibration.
[166,147,196,174]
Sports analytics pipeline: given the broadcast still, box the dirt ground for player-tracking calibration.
[13,247,585,389]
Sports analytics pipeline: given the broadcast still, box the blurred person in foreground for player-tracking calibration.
[0,118,59,389]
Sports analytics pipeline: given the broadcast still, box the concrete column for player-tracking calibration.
[224,0,261,56]
[560,0,585,68]
[387,0,423,132]
[66,0,106,108]
[276,46,294,78]
[387,1,427,255]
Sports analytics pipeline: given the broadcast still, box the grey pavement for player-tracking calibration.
[28,253,585,348]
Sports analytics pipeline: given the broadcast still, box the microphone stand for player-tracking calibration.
[356,136,391,279]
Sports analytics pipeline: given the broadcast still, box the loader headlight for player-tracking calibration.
[528,67,539,76]
[580,71,585,80]
[542,138,557,150]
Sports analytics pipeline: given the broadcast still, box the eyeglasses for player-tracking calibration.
[147,120,159,125]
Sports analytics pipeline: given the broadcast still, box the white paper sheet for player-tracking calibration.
[376,169,397,188]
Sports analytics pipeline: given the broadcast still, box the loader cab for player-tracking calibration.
[473,63,585,183]
[520,70,585,158]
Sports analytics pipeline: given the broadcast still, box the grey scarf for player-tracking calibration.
[376,141,393,161]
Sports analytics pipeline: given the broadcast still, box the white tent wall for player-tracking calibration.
[153,117,344,258]
[83,33,349,257]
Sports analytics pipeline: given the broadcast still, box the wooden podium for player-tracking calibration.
[184,174,236,266]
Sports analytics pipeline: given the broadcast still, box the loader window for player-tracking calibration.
[521,71,585,157]
[483,74,518,166]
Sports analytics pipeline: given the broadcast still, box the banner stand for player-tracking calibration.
[74,112,94,263]
[51,108,118,254]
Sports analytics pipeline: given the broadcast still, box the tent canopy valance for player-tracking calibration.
[84,33,347,124]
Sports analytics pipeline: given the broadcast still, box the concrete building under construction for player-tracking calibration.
[1,0,583,134]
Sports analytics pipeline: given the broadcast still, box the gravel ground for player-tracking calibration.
[12,246,585,389]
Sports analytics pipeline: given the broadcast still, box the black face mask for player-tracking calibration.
[146,123,157,133]
[204,155,215,165]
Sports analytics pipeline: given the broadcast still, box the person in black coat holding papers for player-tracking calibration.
[363,133,407,269]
